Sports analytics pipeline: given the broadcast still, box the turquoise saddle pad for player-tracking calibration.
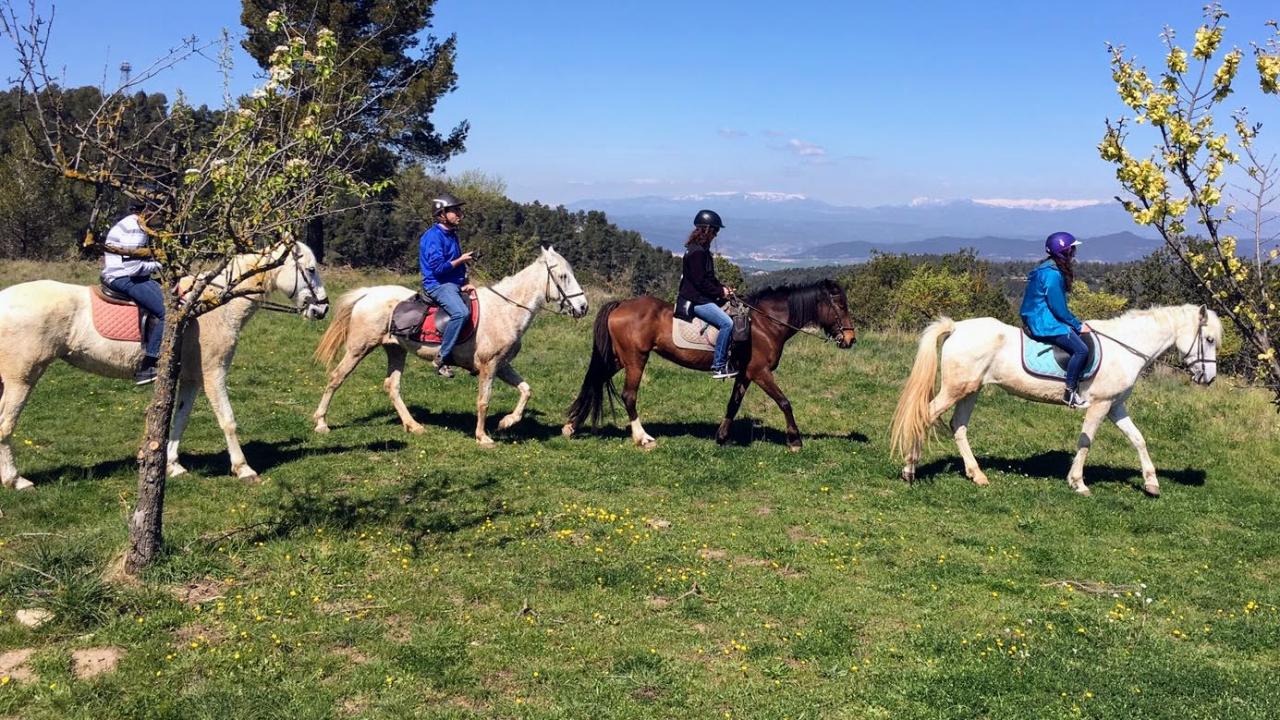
[1020,332,1101,382]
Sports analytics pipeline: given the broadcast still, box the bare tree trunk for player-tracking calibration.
[123,315,186,574]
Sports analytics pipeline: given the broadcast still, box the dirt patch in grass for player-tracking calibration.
[0,649,36,683]
[330,644,370,666]
[175,621,228,647]
[787,526,823,543]
[71,647,123,679]
[754,506,773,516]
[170,578,229,606]
[340,695,368,717]
[697,548,728,561]
[632,685,664,702]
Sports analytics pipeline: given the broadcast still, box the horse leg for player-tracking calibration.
[901,387,964,484]
[621,353,655,449]
[0,376,40,491]
[381,345,423,434]
[715,374,753,445]
[752,369,802,452]
[165,378,201,477]
[202,367,257,481]
[495,363,531,431]
[949,392,987,486]
[312,342,376,433]
[1066,400,1112,496]
[474,363,497,448]
[1108,401,1160,496]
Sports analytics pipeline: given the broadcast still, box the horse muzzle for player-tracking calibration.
[304,302,330,320]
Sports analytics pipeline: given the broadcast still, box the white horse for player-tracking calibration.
[890,304,1221,496]
[0,242,329,490]
[312,246,588,447]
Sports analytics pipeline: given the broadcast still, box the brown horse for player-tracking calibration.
[562,280,856,450]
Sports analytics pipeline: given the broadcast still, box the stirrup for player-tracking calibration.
[1063,389,1089,409]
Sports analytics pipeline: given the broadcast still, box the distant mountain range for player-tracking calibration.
[566,192,1169,264]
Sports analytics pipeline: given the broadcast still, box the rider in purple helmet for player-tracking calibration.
[1019,232,1093,408]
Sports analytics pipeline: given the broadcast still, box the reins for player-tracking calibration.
[733,291,852,344]
[1088,311,1215,372]
[467,255,584,316]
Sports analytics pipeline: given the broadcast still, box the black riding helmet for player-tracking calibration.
[432,192,465,218]
[693,209,724,229]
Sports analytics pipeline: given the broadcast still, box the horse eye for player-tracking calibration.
[1207,337,1215,345]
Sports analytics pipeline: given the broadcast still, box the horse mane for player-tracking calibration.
[746,279,840,328]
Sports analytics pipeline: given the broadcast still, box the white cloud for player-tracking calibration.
[909,196,952,207]
[973,198,1106,211]
[787,139,827,157]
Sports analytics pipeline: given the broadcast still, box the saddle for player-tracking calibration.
[390,290,480,345]
[670,301,751,352]
[1020,331,1102,382]
[90,283,154,343]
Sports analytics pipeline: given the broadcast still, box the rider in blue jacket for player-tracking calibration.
[419,192,475,378]
[1020,231,1093,408]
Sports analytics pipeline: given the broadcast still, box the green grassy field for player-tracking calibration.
[1,262,1279,719]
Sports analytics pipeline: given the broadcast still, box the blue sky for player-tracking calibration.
[10,1,1280,207]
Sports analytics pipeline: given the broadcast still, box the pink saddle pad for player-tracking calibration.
[90,288,143,342]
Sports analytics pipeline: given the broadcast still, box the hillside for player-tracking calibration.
[1,265,1278,719]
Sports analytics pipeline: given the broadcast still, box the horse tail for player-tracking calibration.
[890,317,956,462]
[314,289,365,367]
[566,300,622,428]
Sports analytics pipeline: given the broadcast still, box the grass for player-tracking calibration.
[1,261,1278,719]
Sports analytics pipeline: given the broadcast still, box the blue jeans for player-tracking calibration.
[106,275,165,358]
[692,302,734,369]
[1034,329,1089,391]
[425,282,470,363]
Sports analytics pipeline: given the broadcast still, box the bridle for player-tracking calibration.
[543,259,586,316]
[736,288,856,344]
[476,256,586,317]
[258,244,327,315]
[1090,307,1215,374]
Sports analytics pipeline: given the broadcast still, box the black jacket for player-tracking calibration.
[678,244,724,306]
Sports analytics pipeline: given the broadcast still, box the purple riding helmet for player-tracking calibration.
[1045,231,1080,258]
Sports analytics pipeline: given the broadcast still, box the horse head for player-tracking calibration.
[1175,304,1221,385]
[818,279,857,349]
[540,245,589,319]
[272,241,330,320]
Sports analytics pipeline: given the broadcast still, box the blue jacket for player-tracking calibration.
[1020,259,1082,337]
[419,224,466,292]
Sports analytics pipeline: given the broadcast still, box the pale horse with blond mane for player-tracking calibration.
[312,246,588,446]
[890,304,1221,496]
[0,242,329,490]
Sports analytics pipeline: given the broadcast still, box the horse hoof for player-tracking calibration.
[168,463,188,478]
[477,438,496,449]
[1143,482,1161,497]
[900,469,914,484]
[240,473,261,485]
[561,423,576,439]
[313,423,331,434]
[497,416,520,431]
[405,424,425,435]
[637,438,656,451]
[11,477,34,491]
[971,473,989,487]
[1073,484,1092,497]
[787,444,802,454]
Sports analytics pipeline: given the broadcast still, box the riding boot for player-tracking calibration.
[1063,387,1089,409]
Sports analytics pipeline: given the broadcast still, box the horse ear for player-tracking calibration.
[1198,304,1208,323]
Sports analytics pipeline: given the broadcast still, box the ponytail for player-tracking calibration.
[1050,254,1075,292]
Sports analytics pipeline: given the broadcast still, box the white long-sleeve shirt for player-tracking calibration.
[101,214,162,282]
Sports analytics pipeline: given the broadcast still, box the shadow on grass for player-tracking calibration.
[257,472,509,552]
[30,437,408,484]
[569,416,869,446]
[339,406,567,442]
[914,451,1207,490]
